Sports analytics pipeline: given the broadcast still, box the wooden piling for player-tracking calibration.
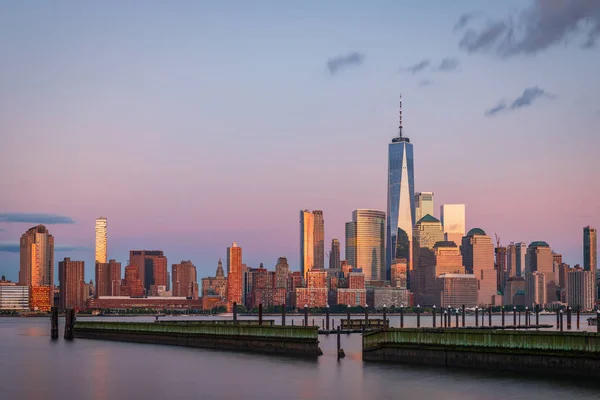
[337,326,345,359]
[475,307,479,327]
[258,304,263,326]
[501,306,505,326]
[51,307,59,340]
[233,302,238,325]
[326,305,330,331]
[64,309,75,340]
[461,305,465,327]
[416,306,420,328]
[432,306,436,328]
[281,304,286,326]
[400,307,404,328]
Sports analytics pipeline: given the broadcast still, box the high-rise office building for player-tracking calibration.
[420,242,465,306]
[300,210,324,279]
[172,260,198,299]
[386,96,416,280]
[95,217,107,264]
[96,259,121,297]
[527,242,553,277]
[58,257,85,310]
[567,268,595,310]
[345,209,386,282]
[227,242,243,306]
[415,192,434,222]
[329,239,341,269]
[19,225,54,311]
[412,214,445,302]
[440,204,465,248]
[275,257,290,289]
[584,226,597,272]
[526,272,547,307]
[313,210,325,270]
[461,228,496,305]
[120,264,144,297]
[496,246,507,293]
[507,241,528,277]
[129,250,167,294]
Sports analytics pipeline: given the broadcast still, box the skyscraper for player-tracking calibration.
[568,268,595,310]
[95,259,121,297]
[584,226,597,272]
[19,225,54,311]
[313,210,325,270]
[329,239,340,269]
[415,192,434,222]
[58,257,85,310]
[300,210,315,280]
[345,209,386,282]
[129,250,166,294]
[412,214,445,302]
[227,242,243,307]
[440,204,466,248]
[461,228,496,306]
[172,260,198,299]
[95,217,107,264]
[386,96,416,280]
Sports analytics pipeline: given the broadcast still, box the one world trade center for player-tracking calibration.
[386,95,415,284]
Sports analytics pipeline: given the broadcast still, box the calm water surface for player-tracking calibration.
[1,315,599,400]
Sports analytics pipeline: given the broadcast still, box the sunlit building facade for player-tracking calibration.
[95,217,107,264]
[300,210,315,280]
[584,226,597,272]
[346,209,385,282]
[313,210,325,270]
[440,204,465,248]
[59,257,85,310]
[386,96,415,280]
[19,225,54,310]
[461,228,496,306]
[415,192,434,222]
[567,268,595,310]
[96,259,121,297]
[226,242,243,307]
[329,239,340,269]
[172,260,198,299]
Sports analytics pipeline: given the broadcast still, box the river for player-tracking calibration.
[1,315,598,399]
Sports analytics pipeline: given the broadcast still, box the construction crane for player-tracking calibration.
[494,233,501,248]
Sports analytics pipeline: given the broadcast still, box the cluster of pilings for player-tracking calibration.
[50,307,76,341]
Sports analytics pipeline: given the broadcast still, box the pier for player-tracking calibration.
[73,321,322,358]
[363,328,600,377]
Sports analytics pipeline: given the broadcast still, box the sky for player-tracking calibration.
[1,0,599,283]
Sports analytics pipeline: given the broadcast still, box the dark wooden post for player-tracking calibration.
[525,307,529,326]
[364,304,369,327]
[281,304,286,326]
[400,306,404,328]
[461,305,465,327]
[258,303,263,325]
[513,307,517,327]
[337,326,345,359]
[64,309,75,340]
[567,307,572,330]
[535,304,539,326]
[560,309,564,331]
[416,305,421,328]
[501,306,505,326]
[326,304,330,331]
[475,307,479,327]
[488,307,492,326]
[455,309,458,328]
[577,307,580,330]
[383,305,387,328]
[432,305,436,327]
[304,304,308,327]
[447,306,451,327]
[233,302,238,325]
[51,307,59,340]
[556,308,560,329]
[597,310,600,333]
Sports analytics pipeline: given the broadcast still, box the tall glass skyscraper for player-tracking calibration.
[345,209,386,282]
[386,96,415,280]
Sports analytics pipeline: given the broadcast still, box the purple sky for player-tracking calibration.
[1,1,599,282]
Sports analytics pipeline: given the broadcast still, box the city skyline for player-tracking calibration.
[1,1,600,281]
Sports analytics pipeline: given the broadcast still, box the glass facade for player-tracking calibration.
[584,226,597,272]
[346,210,386,281]
[386,137,415,280]
[0,285,29,310]
[415,192,434,222]
[95,217,107,264]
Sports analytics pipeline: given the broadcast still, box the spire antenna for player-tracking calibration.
[398,94,403,138]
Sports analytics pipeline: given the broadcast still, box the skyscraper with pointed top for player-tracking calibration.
[386,95,416,282]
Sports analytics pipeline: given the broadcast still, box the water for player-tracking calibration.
[1,315,599,399]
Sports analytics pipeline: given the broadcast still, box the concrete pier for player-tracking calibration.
[363,328,600,377]
[74,321,322,358]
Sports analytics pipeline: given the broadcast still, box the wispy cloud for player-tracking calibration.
[419,79,433,87]
[0,228,5,233]
[485,86,555,116]
[436,58,459,71]
[458,1,600,57]
[0,212,75,224]
[403,60,430,74]
[0,242,90,253]
[454,11,483,32]
[326,52,365,75]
